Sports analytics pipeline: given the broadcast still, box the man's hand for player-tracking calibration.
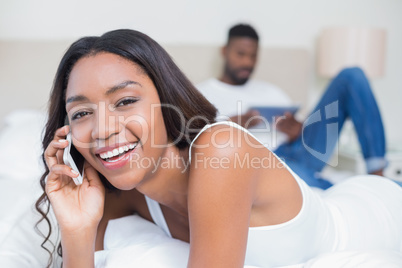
[275,112,302,142]
[229,109,262,129]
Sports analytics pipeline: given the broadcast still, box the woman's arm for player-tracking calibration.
[187,124,260,267]
[44,126,105,267]
[52,163,104,268]
[60,226,98,268]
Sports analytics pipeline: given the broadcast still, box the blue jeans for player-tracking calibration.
[274,67,387,189]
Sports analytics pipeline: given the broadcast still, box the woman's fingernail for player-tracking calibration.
[71,169,79,176]
[59,139,67,143]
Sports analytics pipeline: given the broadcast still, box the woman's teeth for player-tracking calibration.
[99,143,137,160]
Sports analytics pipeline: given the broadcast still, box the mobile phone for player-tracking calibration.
[63,132,85,185]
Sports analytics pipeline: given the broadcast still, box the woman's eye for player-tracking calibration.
[116,98,138,107]
[71,111,91,120]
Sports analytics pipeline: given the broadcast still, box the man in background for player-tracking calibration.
[197,23,387,189]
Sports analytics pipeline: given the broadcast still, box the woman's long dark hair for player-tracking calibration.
[35,29,217,267]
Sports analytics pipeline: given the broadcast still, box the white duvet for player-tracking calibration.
[1,109,402,267]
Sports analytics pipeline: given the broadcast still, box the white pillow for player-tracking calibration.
[95,214,190,268]
[94,214,302,268]
[0,109,47,181]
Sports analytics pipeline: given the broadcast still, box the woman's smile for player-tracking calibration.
[96,141,139,170]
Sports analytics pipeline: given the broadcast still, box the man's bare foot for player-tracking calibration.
[370,169,384,177]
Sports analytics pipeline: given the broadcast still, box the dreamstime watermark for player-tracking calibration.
[68,100,340,166]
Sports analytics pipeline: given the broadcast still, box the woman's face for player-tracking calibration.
[65,52,168,190]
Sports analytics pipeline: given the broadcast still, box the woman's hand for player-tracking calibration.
[44,125,105,233]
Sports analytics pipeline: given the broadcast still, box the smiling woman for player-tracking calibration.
[36,29,218,266]
[35,29,402,268]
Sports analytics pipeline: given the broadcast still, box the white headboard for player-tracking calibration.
[0,40,310,120]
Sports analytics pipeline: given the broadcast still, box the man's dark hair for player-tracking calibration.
[227,24,259,43]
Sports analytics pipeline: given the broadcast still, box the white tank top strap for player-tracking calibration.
[188,121,264,163]
[144,195,172,237]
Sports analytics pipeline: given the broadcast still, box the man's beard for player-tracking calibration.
[225,64,253,85]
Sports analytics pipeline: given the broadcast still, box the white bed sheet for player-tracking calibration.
[0,109,401,267]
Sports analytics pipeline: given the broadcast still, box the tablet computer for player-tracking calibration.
[249,105,299,122]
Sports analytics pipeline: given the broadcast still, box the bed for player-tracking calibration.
[0,41,401,267]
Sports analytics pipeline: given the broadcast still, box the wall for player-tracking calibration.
[0,0,401,145]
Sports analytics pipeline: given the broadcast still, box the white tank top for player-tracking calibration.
[146,121,402,267]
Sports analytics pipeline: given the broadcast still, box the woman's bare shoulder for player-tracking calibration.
[187,123,266,200]
[190,122,265,159]
[188,122,299,213]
